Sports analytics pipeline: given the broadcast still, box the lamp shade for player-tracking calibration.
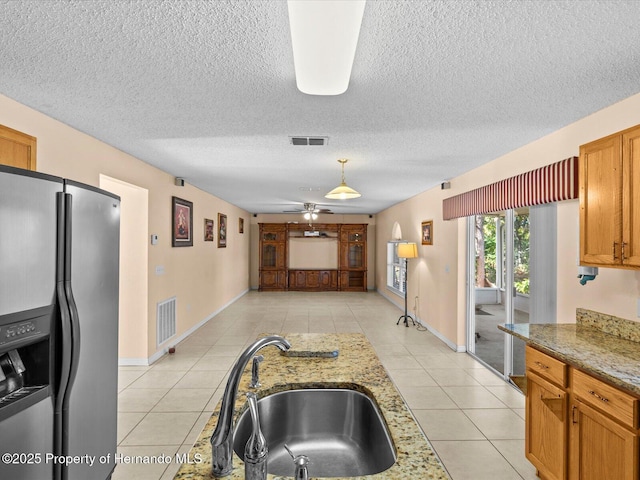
[324,182,361,199]
[397,242,418,259]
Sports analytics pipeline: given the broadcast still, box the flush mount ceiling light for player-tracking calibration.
[325,159,361,200]
[287,0,366,95]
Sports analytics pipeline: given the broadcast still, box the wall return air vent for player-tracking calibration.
[289,136,328,146]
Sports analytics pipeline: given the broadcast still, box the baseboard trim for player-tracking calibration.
[376,288,465,353]
[118,288,250,366]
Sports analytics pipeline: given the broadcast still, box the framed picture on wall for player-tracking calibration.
[218,213,227,247]
[239,218,244,234]
[172,196,193,247]
[421,220,433,245]
[204,218,214,242]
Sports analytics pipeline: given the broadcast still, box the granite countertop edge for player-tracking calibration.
[498,321,640,396]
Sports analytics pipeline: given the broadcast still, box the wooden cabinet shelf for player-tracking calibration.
[258,223,367,291]
[258,224,287,290]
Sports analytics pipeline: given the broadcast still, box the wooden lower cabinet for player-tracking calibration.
[288,270,338,291]
[525,346,640,480]
[569,400,638,480]
[526,372,568,480]
[259,270,286,290]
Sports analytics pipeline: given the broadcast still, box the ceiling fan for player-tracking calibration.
[283,203,333,226]
[283,203,334,215]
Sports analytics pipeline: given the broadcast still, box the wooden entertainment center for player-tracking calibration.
[258,223,367,292]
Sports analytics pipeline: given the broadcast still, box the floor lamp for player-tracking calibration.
[396,242,418,327]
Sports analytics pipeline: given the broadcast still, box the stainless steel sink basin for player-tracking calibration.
[233,388,396,477]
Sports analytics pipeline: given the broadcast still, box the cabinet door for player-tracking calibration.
[526,373,568,480]
[569,400,638,480]
[261,242,285,269]
[579,134,623,266]
[260,270,285,290]
[622,125,640,266]
[0,124,37,170]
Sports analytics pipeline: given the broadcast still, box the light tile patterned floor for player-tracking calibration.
[115,291,538,480]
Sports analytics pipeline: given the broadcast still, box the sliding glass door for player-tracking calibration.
[467,209,530,382]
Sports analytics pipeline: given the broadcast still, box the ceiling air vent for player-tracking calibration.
[289,136,328,146]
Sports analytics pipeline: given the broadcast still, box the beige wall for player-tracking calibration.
[375,92,640,349]
[0,94,250,364]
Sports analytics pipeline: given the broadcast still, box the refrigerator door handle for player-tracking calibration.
[54,192,73,480]
[62,192,81,408]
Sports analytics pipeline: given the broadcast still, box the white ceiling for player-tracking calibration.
[2,1,640,214]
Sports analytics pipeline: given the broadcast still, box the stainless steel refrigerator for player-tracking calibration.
[0,165,120,480]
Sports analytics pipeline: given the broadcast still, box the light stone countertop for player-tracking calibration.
[499,309,640,396]
[173,332,450,480]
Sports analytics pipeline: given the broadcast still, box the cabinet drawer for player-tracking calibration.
[572,369,638,429]
[526,346,567,388]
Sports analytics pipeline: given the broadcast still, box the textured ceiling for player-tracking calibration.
[2,1,640,214]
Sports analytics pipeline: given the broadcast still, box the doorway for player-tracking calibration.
[99,175,149,364]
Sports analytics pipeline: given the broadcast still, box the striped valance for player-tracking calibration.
[442,156,578,220]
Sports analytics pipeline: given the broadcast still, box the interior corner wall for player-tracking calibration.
[0,93,251,364]
[375,91,640,352]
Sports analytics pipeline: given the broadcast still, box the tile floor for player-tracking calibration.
[115,291,538,480]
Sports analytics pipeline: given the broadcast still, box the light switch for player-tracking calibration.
[155,266,165,276]
[151,234,158,245]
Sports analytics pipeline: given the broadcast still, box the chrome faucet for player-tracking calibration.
[210,335,291,477]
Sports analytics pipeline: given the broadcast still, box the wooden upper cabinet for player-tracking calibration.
[339,224,366,270]
[579,124,640,268]
[622,126,640,266]
[0,124,37,171]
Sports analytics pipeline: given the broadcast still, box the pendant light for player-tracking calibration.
[325,159,361,199]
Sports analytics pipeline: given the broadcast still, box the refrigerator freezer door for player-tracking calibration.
[0,167,61,316]
[0,167,59,480]
[0,396,54,479]
[62,182,120,480]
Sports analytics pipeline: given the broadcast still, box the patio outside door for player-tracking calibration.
[466,209,529,382]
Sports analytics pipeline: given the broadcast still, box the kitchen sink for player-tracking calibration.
[233,388,397,478]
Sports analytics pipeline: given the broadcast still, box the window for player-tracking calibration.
[386,241,406,295]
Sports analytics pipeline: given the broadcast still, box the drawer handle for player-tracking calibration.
[588,390,609,403]
[534,361,549,370]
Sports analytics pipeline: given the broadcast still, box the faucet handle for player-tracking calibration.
[244,392,268,480]
[250,355,264,389]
